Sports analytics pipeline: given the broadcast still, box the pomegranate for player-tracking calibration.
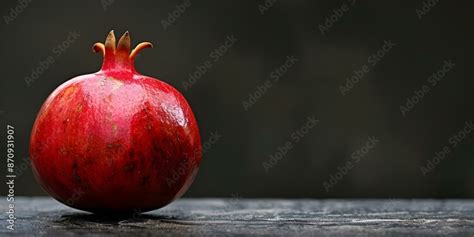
[29,31,202,214]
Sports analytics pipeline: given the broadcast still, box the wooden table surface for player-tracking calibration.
[2,197,474,236]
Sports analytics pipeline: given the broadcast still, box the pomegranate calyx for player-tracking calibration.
[130,42,153,61]
[92,30,153,72]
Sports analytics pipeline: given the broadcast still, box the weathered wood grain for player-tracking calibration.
[2,198,474,236]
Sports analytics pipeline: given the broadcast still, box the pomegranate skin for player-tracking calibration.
[29,31,202,214]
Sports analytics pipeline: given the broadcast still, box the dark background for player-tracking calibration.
[0,0,473,198]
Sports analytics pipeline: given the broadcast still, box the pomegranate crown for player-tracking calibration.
[92,30,153,71]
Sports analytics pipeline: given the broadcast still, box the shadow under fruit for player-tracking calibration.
[29,31,202,214]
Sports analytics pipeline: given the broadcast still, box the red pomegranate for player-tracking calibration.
[29,31,202,214]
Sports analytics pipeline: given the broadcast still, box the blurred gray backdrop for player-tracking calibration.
[1,0,473,198]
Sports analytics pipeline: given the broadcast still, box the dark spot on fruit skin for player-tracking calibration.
[129,150,134,159]
[123,163,136,172]
[73,174,81,183]
[72,162,82,184]
[83,156,96,166]
[140,175,150,186]
[107,143,122,150]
